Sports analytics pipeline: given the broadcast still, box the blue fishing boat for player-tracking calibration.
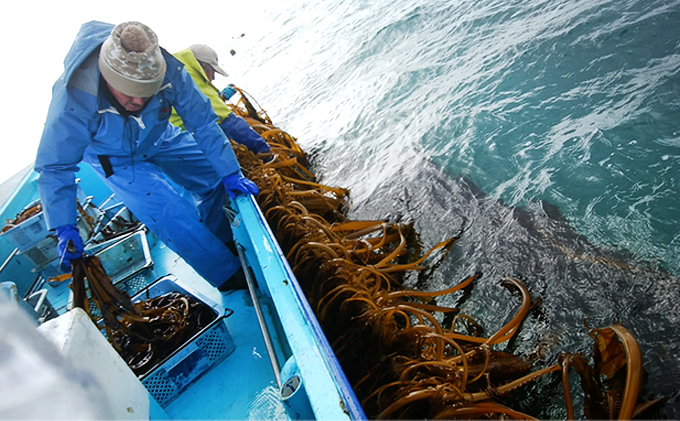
[0,149,366,419]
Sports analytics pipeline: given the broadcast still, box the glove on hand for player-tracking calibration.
[258,151,275,163]
[56,224,84,271]
[222,173,259,199]
[220,85,237,101]
[219,113,271,156]
[252,142,271,155]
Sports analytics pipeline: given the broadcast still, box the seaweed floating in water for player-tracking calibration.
[225,86,665,419]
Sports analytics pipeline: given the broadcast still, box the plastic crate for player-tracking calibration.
[1,187,90,252]
[18,220,98,274]
[19,236,58,273]
[39,229,153,283]
[96,230,153,284]
[1,205,49,251]
[133,276,235,407]
[10,201,101,273]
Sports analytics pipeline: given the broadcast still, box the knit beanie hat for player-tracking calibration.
[98,22,166,97]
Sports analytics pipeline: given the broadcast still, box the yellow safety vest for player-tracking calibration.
[170,48,232,129]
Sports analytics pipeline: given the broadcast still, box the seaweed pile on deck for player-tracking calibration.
[226,87,663,419]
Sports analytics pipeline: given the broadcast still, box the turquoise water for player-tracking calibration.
[226,0,680,418]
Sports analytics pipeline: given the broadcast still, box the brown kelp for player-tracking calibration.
[69,255,216,376]
[225,86,663,419]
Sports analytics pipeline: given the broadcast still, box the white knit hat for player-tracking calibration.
[98,22,166,97]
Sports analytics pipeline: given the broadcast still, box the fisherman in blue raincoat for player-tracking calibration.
[35,21,258,290]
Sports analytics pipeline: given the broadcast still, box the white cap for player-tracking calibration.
[189,44,228,77]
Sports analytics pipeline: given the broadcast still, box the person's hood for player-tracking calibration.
[60,21,114,86]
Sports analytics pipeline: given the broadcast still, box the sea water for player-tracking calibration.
[225,0,680,418]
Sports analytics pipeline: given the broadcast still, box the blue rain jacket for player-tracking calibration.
[35,21,241,230]
[34,21,245,285]
[170,48,270,155]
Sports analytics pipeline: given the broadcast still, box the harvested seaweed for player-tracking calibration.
[111,292,216,376]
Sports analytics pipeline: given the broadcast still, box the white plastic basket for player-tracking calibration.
[1,186,90,252]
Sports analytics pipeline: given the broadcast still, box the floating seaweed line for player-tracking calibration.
[227,86,665,419]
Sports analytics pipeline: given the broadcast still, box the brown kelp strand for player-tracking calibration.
[69,256,215,376]
[225,86,663,419]
[70,255,143,342]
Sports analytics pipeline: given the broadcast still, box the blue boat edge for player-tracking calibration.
[232,194,367,420]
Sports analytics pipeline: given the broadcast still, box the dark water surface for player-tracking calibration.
[226,0,680,417]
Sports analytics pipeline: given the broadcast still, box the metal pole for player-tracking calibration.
[235,244,282,388]
[0,248,19,276]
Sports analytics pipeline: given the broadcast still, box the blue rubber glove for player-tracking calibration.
[219,113,271,155]
[56,224,84,272]
[222,173,259,199]
[220,85,237,101]
[252,141,272,155]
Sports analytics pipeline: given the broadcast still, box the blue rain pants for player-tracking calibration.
[84,130,240,287]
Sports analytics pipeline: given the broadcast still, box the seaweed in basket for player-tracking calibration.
[111,292,217,376]
[70,254,216,376]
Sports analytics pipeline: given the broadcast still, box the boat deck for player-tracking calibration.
[38,227,289,419]
[0,167,363,420]
[143,235,290,419]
